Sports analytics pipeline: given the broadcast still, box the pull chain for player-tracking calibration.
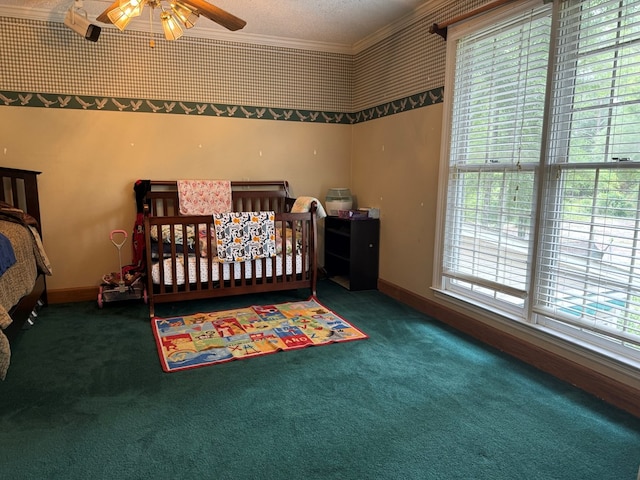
[149,5,155,48]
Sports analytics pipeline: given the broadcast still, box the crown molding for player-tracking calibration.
[187,28,354,55]
[352,0,447,54]
[0,5,63,22]
[0,1,446,55]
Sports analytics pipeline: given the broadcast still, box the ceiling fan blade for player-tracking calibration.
[96,1,120,24]
[181,0,246,31]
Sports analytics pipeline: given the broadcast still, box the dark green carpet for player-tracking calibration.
[1,280,639,480]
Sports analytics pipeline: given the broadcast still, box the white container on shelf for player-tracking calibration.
[325,188,353,216]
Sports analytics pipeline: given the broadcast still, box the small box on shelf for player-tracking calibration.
[338,209,369,220]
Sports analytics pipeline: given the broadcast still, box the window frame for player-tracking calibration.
[433,0,640,368]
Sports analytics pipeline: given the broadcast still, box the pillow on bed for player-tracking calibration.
[0,201,39,228]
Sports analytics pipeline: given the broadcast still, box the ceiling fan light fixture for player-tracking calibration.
[170,1,199,29]
[108,1,145,31]
[107,9,133,31]
[160,10,184,40]
[97,0,245,43]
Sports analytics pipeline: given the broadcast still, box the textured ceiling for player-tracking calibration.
[0,0,438,51]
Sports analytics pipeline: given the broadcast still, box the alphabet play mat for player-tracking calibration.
[152,298,368,372]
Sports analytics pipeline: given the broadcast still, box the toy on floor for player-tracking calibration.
[98,229,147,307]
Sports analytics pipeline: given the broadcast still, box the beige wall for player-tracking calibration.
[1,100,444,300]
[1,97,446,298]
[352,105,442,300]
[1,107,351,290]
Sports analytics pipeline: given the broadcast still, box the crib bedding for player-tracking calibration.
[150,215,305,286]
[149,224,295,261]
[151,252,305,286]
[0,219,52,379]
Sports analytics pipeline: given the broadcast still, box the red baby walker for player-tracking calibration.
[98,229,147,307]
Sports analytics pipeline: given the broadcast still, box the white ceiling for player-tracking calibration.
[0,0,441,52]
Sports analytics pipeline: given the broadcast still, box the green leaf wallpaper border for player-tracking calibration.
[0,87,443,124]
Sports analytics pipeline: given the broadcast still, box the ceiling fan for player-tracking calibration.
[96,0,246,42]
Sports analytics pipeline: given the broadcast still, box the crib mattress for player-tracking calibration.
[151,253,304,285]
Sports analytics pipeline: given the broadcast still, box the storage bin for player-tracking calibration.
[326,188,352,216]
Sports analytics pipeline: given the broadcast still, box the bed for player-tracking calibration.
[143,180,318,318]
[0,167,52,379]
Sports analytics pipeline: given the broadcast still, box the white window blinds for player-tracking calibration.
[442,3,551,310]
[534,0,640,348]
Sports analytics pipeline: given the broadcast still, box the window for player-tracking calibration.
[436,0,640,364]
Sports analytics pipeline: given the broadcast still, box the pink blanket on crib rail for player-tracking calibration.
[177,180,232,215]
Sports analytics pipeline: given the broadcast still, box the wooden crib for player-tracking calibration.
[143,180,318,318]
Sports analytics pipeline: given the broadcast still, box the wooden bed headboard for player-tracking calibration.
[0,167,42,234]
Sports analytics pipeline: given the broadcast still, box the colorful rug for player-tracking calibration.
[152,297,368,372]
